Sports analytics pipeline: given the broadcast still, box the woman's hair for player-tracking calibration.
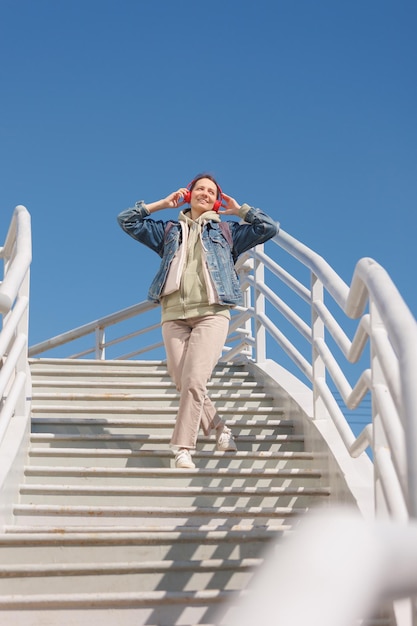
[189,173,222,199]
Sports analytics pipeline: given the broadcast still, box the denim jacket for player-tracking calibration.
[117,201,279,306]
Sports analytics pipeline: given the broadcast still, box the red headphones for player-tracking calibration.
[183,178,223,212]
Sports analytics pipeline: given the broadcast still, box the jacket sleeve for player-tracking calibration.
[117,201,167,257]
[228,204,279,260]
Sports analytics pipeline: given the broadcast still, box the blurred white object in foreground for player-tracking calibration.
[223,507,417,626]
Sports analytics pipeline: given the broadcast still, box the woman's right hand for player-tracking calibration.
[162,188,189,209]
[145,188,189,214]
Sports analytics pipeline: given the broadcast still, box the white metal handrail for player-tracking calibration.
[29,300,159,359]
[260,233,417,523]
[0,205,32,527]
[0,205,32,315]
[0,205,32,421]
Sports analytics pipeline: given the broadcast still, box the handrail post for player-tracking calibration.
[241,275,254,361]
[253,245,266,363]
[15,271,30,416]
[95,326,105,360]
[370,297,388,518]
[311,272,327,420]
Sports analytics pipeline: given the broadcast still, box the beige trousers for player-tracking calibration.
[162,315,229,450]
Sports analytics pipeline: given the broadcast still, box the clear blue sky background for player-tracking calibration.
[1,1,416,368]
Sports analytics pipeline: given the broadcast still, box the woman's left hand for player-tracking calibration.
[218,193,241,216]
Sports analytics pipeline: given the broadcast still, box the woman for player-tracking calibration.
[117,174,278,469]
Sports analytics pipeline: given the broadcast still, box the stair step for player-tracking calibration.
[0,590,393,626]
[3,525,285,538]
[27,449,318,471]
[24,464,325,487]
[20,483,329,497]
[32,402,284,420]
[0,589,234,619]
[32,379,260,391]
[31,417,294,437]
[29,433,303,454]
[0,527,281,558]
[30,433,299,443]
[0,590,238,626]
[31,417,292,428]
[29,358,253,381]
[13,503,305,528]
[19,482,329,507]
[31,391,273,402]
[0,557,262,594]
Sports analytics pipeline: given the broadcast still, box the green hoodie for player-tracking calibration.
[161,209,231,323]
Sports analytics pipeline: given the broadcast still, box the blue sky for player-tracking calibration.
[1,0,416,365]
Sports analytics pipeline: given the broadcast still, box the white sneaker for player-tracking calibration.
[175,448,195,469]
[216,426,237,452]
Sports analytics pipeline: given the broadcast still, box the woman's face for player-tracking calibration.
[190,177,218,217]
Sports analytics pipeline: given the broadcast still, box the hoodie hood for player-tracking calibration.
[179,208,221,226]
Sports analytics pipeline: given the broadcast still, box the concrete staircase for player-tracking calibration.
[0,358,331,625]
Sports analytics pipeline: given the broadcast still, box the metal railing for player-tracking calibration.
[0,205,32,526]
[0,205,32,426]
[256,231,417,523]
